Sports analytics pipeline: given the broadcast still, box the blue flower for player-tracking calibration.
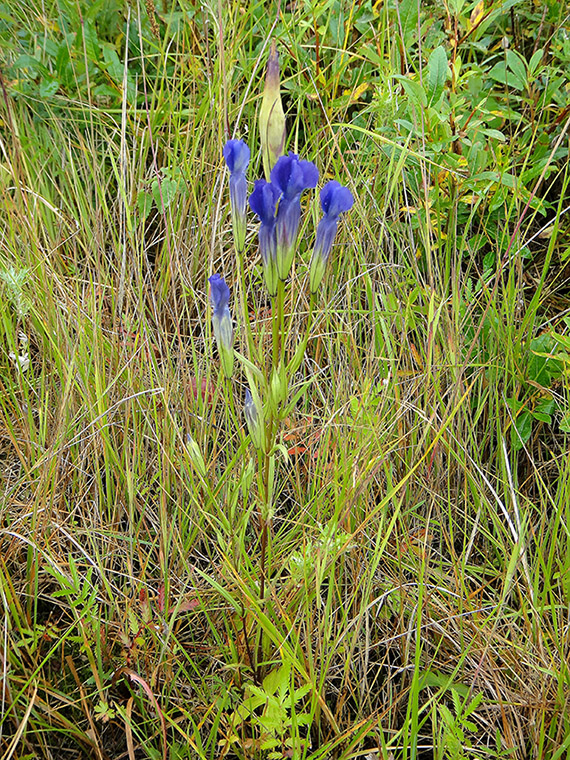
[309,181,353,293]
[249,179,281,296]
[223,139,250,252]
[208,274,234,378]
[270,153,319,280]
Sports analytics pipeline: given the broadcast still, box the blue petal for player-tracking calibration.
[208,274,230,314]
[314,215,339,263]
[275,197,301,249]
[223,139,250,175]
[320,181,354,218]
[270,153,319,200]
[229,172,247,215]
[249,180,280,226]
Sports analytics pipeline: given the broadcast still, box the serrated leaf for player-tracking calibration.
[127,608,139,635]
[137,191,153,221]
[294,683,312,701]
[151,177,178,209]
[451,689,461,714]
[466,693,483,715]
[39,79,59,98]
[439,704,454,726]
[262,665,288,696]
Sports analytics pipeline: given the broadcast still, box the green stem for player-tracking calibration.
[272,279,285,374]
[235,244,256,360]
[278,279,286,367]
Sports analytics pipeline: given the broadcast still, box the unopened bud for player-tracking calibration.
[259,41,286,181]
[244,389,265,450]
[270,363,288,409]
[186,434,206,477]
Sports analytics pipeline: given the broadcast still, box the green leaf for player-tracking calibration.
[481,128,506,141]
[532,397,555,424]
[12,54,49,77]
[511,410,532,451]
[137,191,153,221]
[393,75,427,109]
[79,20,100,62]
[505,50,527,88]
[101,43,123,84]
[505,397,524,414]
[263,665,287,696]
[55,41,72,85]
[39,79,59,98]
[488,60,525,91]
[448,0,465,14]
[426,45,448,105]
[293,683,312,702]
[397,0,419,46]
[151,177,178,209]
[559,412,570,433]
[528,48,543,75]
[529,334,563,385]
[463,692,484,718]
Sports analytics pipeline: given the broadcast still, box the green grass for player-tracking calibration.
[1,1,570,758]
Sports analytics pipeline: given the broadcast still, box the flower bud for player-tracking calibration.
[244,389,265,450]
[259,41,286,181]
[186,434,206,477]
[208,274,234,379]
[270,363,288,410]
[223,139,250,252]
[309,181,353,292]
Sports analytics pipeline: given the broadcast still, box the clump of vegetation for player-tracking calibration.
[0,1,569,759]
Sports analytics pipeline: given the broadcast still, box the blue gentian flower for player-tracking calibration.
[244,388,264,450]
[309,180,353,293]
[208,274,234,378]
[249,179,281,296]
[270,153,319,280]
[223,139,250,252]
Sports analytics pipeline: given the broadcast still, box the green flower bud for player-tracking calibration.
[259,41,286,181]
[270,363,288,410]
[245,389,265,451]
[185,434,206,477]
